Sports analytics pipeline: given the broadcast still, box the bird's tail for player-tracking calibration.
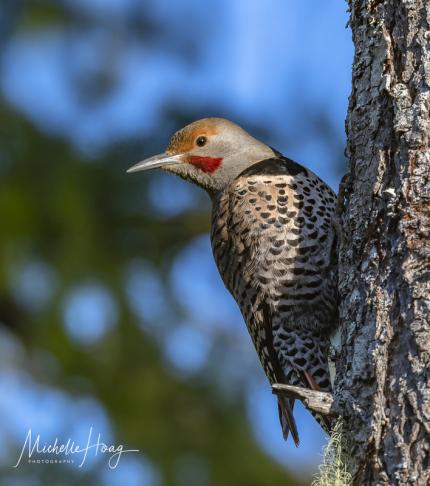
[277,394,299,446]
[278,327,334,435]
[261,303,301,446]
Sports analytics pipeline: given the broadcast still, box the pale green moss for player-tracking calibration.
[311,418,352,486]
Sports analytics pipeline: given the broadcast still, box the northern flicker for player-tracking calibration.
[128,118,338,445]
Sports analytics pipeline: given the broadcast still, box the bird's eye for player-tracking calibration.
[196,136,207,147]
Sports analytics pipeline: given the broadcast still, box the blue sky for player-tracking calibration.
[0,0,353,482]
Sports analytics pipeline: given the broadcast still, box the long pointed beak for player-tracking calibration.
[126,153,184,173]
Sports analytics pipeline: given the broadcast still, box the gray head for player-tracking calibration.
[127,118,275,195]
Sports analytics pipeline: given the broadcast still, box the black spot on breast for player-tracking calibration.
[294,357,306,367]
[261,212,270,218]
[293,267,305,275]
[285,347,298,356]
[268,205,276,210]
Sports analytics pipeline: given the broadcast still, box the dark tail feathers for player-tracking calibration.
[277,395,299,447]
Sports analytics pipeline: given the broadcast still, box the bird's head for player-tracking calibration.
[127,118,275,195]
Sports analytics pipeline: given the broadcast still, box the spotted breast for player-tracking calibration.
[210,155,338,445]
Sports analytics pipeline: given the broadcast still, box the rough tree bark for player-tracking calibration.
[335,1,430,485]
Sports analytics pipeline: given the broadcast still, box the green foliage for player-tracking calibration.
[0,2,345,483]
[0,66,305,486]
[0,104,308,485]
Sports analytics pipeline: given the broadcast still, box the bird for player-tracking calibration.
[128,117,338,445]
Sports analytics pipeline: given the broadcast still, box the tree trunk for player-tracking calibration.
[336,1,430,485]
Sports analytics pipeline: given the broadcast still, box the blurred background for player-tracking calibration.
[0,1,352,485]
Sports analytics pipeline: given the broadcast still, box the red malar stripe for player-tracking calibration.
[188,156,223,173]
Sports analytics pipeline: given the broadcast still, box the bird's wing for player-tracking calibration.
[262,303,300,446]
